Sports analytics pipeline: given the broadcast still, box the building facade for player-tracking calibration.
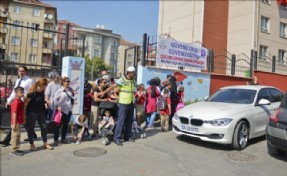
[0,0,57,66]
[117,39,138,76]
[73,25,121,76]
[158,0,287,74]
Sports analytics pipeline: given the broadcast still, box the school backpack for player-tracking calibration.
[157,96,167,110]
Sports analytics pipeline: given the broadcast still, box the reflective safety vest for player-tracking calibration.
[118,76,136,104]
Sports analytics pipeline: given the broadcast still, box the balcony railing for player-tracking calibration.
[43,32,53,39]
[0,27,8,34]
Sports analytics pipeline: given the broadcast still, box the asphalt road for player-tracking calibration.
[1,127,286,176]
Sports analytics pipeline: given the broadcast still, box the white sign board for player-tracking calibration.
[156,37,208,70]
[61,56,85,116]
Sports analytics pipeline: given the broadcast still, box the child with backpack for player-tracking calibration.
[159,88,171,132]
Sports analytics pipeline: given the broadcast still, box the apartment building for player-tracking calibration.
[54,20,78,51]
[0,0,57,65]
[73,25,121,76]
[158,0,287,74]
[117,39,138,76]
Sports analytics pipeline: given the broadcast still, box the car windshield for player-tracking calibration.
[207,88,257,104]
[280,93,287,108]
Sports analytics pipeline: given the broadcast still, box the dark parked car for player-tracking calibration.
[266,91,287,156]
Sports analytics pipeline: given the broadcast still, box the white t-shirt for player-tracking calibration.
[73,115,88,128]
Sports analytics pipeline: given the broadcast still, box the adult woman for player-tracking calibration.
[45,70,61,122]
[90,78,109,137]
[145,79,160,128]
[24,78,53,150]
[53,77,74,145]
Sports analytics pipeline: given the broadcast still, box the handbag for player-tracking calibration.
[64,90,74,105]
[53,110,62,126]
[176,102,185,111]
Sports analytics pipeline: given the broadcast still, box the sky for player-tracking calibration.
[44,0,159,44]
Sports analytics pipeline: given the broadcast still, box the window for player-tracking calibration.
[261,16,270,33]
[11,53,18,61]
[32,8,40,17]
[128,62,132,66]
[11,36,20,45]
[256,88,271,104]
[43,41,51,49]
[111,52,117,60]
[31,23,39,31]
[42,54,51,64]
[278,49,286,64]
[94,49,101,57]
[14,6,21,14]
[29,54,36,63]
[31,39,37,47]
[94,35,102,44]
[112,39,117,47]
[13,21,21,30]
[259,45,268,59]
[280,22,287,38]
[127,54,133,59]
[268,88,284,103]
[261,0,271,5]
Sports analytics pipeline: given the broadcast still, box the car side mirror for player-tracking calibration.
[204,96,209,101]
[257,99,271,106]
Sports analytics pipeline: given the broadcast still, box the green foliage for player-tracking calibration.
[84,55,112,80]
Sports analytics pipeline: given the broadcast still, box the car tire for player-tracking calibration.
[267,142,285,157]
[232,121,249,150]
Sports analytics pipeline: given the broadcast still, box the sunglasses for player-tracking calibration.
[65,80,70,82]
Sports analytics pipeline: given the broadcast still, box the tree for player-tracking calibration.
[84,55,112,80]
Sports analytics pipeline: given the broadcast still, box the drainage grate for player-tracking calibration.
[74,147,107,157]
[223,151,256,162]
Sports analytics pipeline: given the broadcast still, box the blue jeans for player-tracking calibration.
[146,112,157,127]
[114,103,134,141]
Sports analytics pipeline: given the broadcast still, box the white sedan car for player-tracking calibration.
[172,85,284,150]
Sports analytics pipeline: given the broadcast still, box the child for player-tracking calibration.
[71,115,90,145]
[10,87,25,156]
[159,88,171,132]
[83,89,92,129]
[98,109,115,145]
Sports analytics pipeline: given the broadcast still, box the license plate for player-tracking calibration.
[181,124,198,133]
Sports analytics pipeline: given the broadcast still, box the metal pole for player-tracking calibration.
[124,48,127,74]
[249,50,254,78]
[60,39,63,66]
[272,55,276,73]
[82,35,86,58]
[64,23,70,57]
[142,33,147,67]
[231,54,236,75]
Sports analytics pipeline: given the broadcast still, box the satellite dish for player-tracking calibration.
[47,14,53,20]
[44,14,48,19]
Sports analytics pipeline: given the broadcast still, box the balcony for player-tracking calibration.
[0,27,8,34]
[0,43,7,49]
[43,32,53,39]
[42,48,52,54]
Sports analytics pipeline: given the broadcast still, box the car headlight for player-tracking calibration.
[173,113,179,120]
[204,118,232,126]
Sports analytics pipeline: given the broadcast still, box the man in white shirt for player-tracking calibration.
[6,66,34,106]
[0,66,35,146]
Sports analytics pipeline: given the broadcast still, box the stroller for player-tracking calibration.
[98,101,118,145]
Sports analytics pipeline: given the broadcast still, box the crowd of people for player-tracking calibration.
[0,65,185,156]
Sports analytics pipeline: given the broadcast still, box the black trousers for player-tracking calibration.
[26,111,47,144]
[54,111,72,142]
